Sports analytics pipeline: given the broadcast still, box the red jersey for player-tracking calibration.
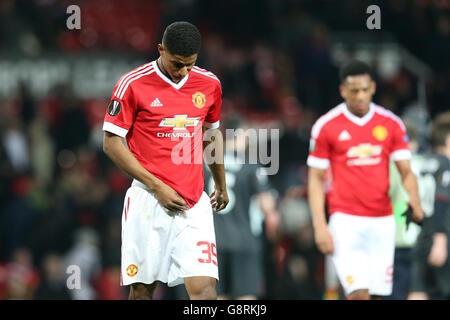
[307,103,411,217]
[103,60,222,207]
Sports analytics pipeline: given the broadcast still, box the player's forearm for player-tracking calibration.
[203,128,226,190]
[308,169,327,229]
[207,163,226,191]
[103,132,162,192]
[401,171,421,209]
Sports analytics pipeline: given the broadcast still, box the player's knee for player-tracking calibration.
[190,286,217,300]
[347,289,369,300]
[129,283,156,300]
[188,283,217,300]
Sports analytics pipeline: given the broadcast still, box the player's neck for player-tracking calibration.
[156,57,176,84]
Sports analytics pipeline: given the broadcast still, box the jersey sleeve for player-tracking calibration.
[390,118,411,161]
[306,123,331,169]
[102,79,138,138]
[204,82,222,129]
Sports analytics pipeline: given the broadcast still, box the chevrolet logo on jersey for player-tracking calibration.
[347,143,382,158]
[159,115,200,130]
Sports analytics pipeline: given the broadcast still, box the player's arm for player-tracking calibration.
[395,159,424,223]
[258,191,280,241]
[308,166,334,254]
[428,195,449,267]
[203,127,229,212]
[103,131,189,213]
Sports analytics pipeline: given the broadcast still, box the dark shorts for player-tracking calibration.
[216,249,263,298]
[410,239,450,299]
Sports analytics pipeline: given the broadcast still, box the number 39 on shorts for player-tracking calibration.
[197,241,217,266]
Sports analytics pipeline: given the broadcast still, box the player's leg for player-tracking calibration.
[347,289,370,300]
[129,282,159,300]
[367,215,396,299]
[184,276,217,299]
[231,251,261,300]
[169,192,219,299]
[216,249,231,300]
[121,183,175,295]
[328,213,370,300]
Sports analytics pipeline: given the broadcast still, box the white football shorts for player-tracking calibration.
[328,212,396,297]
[120,180,218,287]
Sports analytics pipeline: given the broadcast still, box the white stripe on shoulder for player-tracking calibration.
[193,66,214,74]
[118,69,155,99]
[114,62,153,97]
[311,104,345,139]
[191,68,220,83]
[116,66,153,98]
[374,105,406,131]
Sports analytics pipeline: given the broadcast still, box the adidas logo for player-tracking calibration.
[150,98,163,107]
[338,130,351,141]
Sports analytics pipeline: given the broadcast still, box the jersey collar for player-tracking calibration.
[152,60,189,90]
[342,102,375,126]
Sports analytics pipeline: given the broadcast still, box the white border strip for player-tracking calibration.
[390,149,411,161]
[307,156,330,169]
[103,122,128,138]
[204,120,220,129]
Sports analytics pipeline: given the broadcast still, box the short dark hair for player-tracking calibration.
[339,60,374,83]
[162,21,201,57]
[431,119,450,148]
[403,119,419,143]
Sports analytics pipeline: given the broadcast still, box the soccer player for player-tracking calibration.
[205,115,279,300]
[408,118,450,300]
[307,60,424,300]
[102,21,229,300]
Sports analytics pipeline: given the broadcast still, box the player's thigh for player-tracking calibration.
[169,192,219,286]
[367,215,396,296]
[328,213,370,295]
[230,250,262,299]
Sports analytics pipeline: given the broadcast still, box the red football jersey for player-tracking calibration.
[307,103,411,217]
[103,60,222,207]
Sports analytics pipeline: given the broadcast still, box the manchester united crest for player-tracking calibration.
[126,264,138,277]
[192,92,206,109]
[372,125,388,141]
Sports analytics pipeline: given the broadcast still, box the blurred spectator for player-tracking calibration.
[63,228,102,300]
[275,197,323,299]
[1,248,39,300]
[93,265,127,300]
[34,253,71,300]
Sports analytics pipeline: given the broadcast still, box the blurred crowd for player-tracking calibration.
[0,0,448,299]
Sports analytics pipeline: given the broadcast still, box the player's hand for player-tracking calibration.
[402,205,424,230]
[209,188,229,213]
[411,205,424,224]
[428,233,448,267]
[153,181,190,214]
[314,225,334,255]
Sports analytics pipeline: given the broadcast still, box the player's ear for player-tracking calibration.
[339,84,346,100]
[370,80,376,95]
[158,44,165,56]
